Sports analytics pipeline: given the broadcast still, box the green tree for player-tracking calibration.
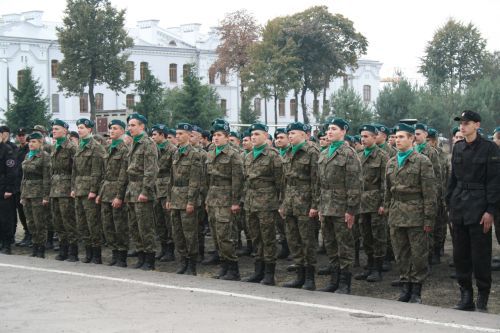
[238,96,260,128]
[132,67,169,125]
[460,77,500,134]
[57,0,133,125]
[3,67,50,131]
[375,76,417,126]
[327,87,372,134]
[409,87,458,134]
[167,67,223,129]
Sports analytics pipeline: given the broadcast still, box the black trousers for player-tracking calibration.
[452,222,492,293]
[0,197,15,243]
[14,192,28,234]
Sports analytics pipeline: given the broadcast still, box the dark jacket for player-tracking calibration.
[0,142,16,195]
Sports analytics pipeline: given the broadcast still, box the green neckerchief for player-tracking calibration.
[244,149,251,156]
[157,141,167,150]
[178,144,189,155]
[378,142,387,149]
[215,144,227,157]
[79,135,92,149]
[27,149,40,160]
[133,132,144,144]
[321,146,327,151]
[278,145,289,157]
[109,139,123,153]
[415,142,427,154]
[253,144,266,159]
[397,148,414,168]
[55,137,67,150]
[364,144,377,157]
[291,141,306,156]
[328,140,344,158]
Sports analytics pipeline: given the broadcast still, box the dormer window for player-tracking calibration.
[169,40,177,46]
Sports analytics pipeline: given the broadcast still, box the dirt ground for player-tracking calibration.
[9,225,500,315]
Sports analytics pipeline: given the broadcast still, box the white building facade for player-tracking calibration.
[0,11,382,132]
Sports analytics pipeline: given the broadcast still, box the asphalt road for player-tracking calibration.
[0,254,499,333]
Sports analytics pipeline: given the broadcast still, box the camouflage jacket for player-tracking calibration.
[358,146,388,213]
[435,145,450,199]
[98,140,128,203]
[384,151,436,228]
[72,137,106,197]
[125,133,158,203]
[50,137,76,198]
[21,151,50,200]
[318,143,362,217]
[380,143,397,158]
[196,146,208,206]
[167,144,202,209]
[244,145,283,212]
[155,141,177,199]
[281,142,319,216]
[205,145,244,207]
[418,143,442,197]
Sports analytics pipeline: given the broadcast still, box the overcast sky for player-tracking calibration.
[2,0,500,81]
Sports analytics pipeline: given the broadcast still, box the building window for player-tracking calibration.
[126,94,135,109]
[169,40,177,46]
[254,98,261,116]
[220,99,227,115]
[169,63,177,83]
[279,98,285,117]
[183,64,191,79]
[126,61,134,82]
[220,70,227,85]
[140,62,148,80]
[51,94,59,113]
[363,85,371,102]
[95,93,104,111]
[290,99,297,117]
[51,60,59,78]
[80,93,89,113]
[17,70,27,87]
[208,66,216,84]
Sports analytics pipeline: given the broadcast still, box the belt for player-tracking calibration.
[173,180,189,187]
[456,181,485,190]
[392,192,422,202]
[210,178,231,186]
[287,179,310,186]
[248,180,275,189]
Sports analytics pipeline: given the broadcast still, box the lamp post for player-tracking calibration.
[0,58,9,111]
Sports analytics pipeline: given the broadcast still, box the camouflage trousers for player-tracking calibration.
[154,198,173,245]
[208,206,237,262]
[198,206,207,254]
[285,215,317,267]
[128,201,156,253]
[247,210,277,264]
[44,203,53,233]
[171,208,198,260]
[359,212,387,259]
[276,214,287,242]
[321,216,354,271]
[23,198,47,246]
[390,226,429,283]
[75,196,102,247]
[101,202,129,251]
[51,197,78,245]
[232,209,250,244]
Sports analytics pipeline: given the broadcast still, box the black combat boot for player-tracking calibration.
[335,270,352,294]
[355,255,374,280]
[277,240,290,259]
[242,260,265,283]
[160,243,175,262]
[397,282,412,302]
[30,244,38,257]
[55,243,69,261]
[1,241,12,254]
[221,261,241,281]
[430,248,441,265]
[354,240,360,268]
[92,247,102,264]
[213,261,228,279]
[391,278,402,287]
[67,244,79,262]
[156,243,168,260]
[453,288,475,311]
[476,291,489,312]
[317,264,332,276]
[141,252,155,271]
[302,266,316,291]
[201,250,220,265]
[37,245,46,258]
[366,257,383,282]
[283,266,305,288]
[409,283,422,304]
[81,246,93,264]
[133,251,145,269]
[319,267,340,292]
[116,250,127,268]
[185,258,197,276]
[108,250,118,266]
[176,257,189,274]
[261,263,276,286]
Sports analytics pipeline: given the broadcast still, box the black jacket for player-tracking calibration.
[0,142,17,195]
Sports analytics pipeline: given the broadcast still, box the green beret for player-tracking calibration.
[76,118,95,128]
[51,119,69,129]
[151,124,168,135]
[493,127,500,135]
[250,123,268,133]
[192,125,203,134]
[127,113,148,125]
[229,131,240,139]
[353,134,361,143]
[274,128,287,139]
[70,131,79,139]
[125,130,132,136]
[374,123,390,135]
[415,123,428,132]
[358,124,378,135]
[325,118,349,131]
[108,119,126,130]
[268,134,273,141]
[27,132,43,141]
[212,121,230,134]
[452,126,459,136]
[242,129,251,138]
[345,135,353,143]
[176,123,193,131]
[286,122,308,133]
[317,130,326,138]
[393,123,415,135]
[428,128,438,138]
[167,128,176,136]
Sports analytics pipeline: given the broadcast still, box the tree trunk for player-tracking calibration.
[264,97,268,125]
[88,72,96,133]
[274,93,278,125]
[294,91,299,122]
[313,90,319,120]
[301,86,309,124]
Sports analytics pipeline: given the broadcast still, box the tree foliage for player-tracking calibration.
[132,67,169,125]
[375,76,417,126]
[326,87,372,134]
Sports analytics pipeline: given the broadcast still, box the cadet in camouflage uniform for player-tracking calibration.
[125,113,158,270]
[206,120,244,280]
[354,125,388,283]
[383,123,436,304]
[50,119,79,262]
[72,118,106,264]
[96,120,129,267]
[280,122,319,291]
[236,130,253,257]
[166,123,202,275]
[274,128,291,260]
[242,123,283,286]
[20,132,50,258]
[317,118,361,295]
[151,124,177,263]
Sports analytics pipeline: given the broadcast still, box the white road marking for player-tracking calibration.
[1,262,499,332]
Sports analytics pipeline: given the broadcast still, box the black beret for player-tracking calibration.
[454,110,481,122]
[16,128,27,135]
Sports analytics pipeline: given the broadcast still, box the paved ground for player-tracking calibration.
[1,254,499,333]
